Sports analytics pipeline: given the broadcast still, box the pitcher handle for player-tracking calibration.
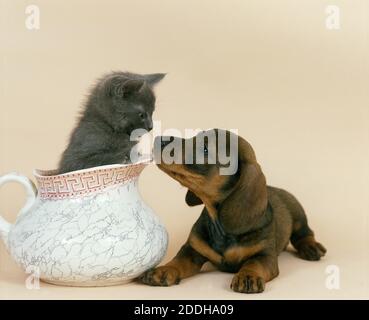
[0,172,37,247]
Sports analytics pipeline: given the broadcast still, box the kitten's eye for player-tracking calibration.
[203,145,208,155]
[139,112,145,119]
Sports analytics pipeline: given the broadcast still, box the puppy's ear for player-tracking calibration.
[185,190,203,206]
[144,73,166,87]
[105,76,144,97]
[218,136,268,235]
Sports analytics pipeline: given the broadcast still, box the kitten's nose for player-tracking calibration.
[145,119,153,131]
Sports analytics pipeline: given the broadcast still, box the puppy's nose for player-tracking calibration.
[153,136,174,162]
[161,137,173,148]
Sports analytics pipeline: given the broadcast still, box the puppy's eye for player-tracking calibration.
[139,112,145,119]
[203,145,208,154]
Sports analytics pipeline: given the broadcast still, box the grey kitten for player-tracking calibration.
[58,71,165,174]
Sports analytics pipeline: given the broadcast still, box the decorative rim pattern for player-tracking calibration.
[34,161,150,200]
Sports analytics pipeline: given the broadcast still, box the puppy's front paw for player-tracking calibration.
[231,273,265,294]
[139,266,180,287]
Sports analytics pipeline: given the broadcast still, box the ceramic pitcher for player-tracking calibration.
[0,160,168,286]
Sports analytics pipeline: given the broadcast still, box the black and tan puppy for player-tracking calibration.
[140,129,326,293]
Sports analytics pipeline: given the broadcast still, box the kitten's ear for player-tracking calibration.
[122,79,145,95]
[105,76,144,97]
[185,190,203,206]
[144,73,166,87]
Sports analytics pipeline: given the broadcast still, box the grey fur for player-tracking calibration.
[58,71,165,174]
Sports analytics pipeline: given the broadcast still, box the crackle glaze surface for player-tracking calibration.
[0,163,168,286]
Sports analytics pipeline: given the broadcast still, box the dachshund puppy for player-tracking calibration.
[140,129,326,293]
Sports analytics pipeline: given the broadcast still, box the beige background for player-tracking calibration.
[0,0,368,299]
